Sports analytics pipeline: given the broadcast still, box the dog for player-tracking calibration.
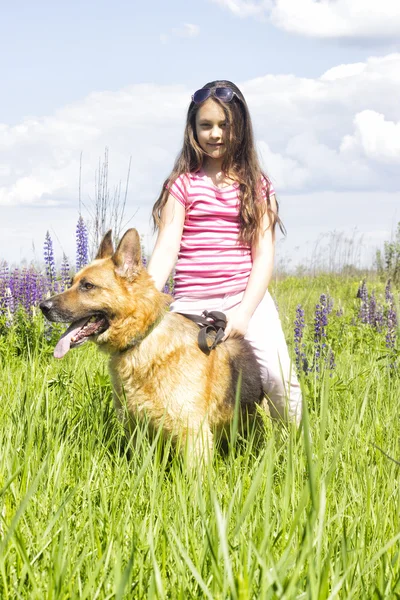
[40,229,265,463]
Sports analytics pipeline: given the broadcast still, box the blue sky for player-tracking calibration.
[1,0,400,268]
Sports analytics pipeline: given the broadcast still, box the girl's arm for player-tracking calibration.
[223,194,277,339]
[147,195,185,291]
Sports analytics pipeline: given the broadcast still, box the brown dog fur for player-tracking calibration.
[40,229,265,463]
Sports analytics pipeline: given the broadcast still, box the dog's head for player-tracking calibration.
[40,228,166,358]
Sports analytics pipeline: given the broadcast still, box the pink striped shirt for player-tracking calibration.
[168,170,274,299]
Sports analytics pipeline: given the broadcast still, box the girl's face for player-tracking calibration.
[195,99,227,163]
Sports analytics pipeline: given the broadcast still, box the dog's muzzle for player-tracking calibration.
[39,298,72,323]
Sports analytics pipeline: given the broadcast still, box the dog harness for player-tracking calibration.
[177,310,227,355]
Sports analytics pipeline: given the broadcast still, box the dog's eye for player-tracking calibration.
[82,282,95,290]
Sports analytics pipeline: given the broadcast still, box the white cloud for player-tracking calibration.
[257,141,309,191]
[160,23,200,43]
[0,84,188,210]
[320,63,366,82]
[1,54,400,262]
[341,111,400,164]
[1,54,400,211]
[243,54,400,193]
[211,0,400,40]
[211,0,270,17]
[174,23,200,37]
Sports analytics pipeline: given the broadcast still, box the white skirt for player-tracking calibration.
[170,290,302,425]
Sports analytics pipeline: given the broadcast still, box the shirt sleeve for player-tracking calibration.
[261,175,275,201]
[166,174,188,207]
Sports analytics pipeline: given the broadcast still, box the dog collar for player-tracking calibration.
[119,312,165,353]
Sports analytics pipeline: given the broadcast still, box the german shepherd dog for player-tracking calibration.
[40,229,265,463]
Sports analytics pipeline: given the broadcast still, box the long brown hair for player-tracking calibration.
[152,80,285,245]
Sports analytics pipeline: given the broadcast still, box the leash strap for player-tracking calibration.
[177,310,227,355]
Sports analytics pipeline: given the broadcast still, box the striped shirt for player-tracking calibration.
[168,170,274,299]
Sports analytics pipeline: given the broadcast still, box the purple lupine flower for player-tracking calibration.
[166,270,175,296]
[326,295,334,315]
[385,279,393,303]
[0,264,10,313]
[44,231,56,289]
[18,268,27,314]
[374,305,385,333]
[319,294,331,327]
[328,348,336,374]
[313,294,329,372]
[141,238,147,268]
[37,271,48,305]
[0,266,14,325]
[163,276,174,295]
[22,268,31,313]
[5,291,14,327]
[26,268,40,313]
[20,268,30,314]
[38,269,50,302]
[60,253,71,291]
[386,299,397,351]
[357,279,369,324]
[76,216,89,272]
[20,269,30,310]
[9,268,20,306]
[368,291,377,327]
[44,318,54,342]
[356,279,367,299]
[294,304,307,373]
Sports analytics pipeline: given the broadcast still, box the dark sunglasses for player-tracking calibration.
[191,87,237,104]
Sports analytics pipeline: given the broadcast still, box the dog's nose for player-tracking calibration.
[39,299,53,316]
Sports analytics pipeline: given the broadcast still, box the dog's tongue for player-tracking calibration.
[54,318,90,359]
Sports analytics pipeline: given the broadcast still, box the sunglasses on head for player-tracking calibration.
[191,87,237,104]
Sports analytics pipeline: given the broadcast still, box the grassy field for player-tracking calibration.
[0,274,399,599]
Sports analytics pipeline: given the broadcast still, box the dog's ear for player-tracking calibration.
[112,229,142,278]
[96,230,114,259]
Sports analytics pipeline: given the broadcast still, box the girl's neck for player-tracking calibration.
[202,157,224,178]
[201,159,236,187]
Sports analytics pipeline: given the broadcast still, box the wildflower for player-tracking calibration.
[356,279,367,300]
[3,286,14,327]
[385,279,394,303]
[44,231,56,288]
[163,270,175,296]
[368,291,377,327]
[141,238,147,268]
[76,216,89,272]
[1,267,13,325]
[9,269,21,309]
[313,293,333,373]
[328,348,336,372]
[374,305,385,333]
[294,304,306,373]
[326,295,334,315]
[27,269,42,311]
[357,279,369,324]
[20,268,31,314]
[386,299,397,351]
[44,319,53,342]
[163,276,174,295]
[61,254,71,291]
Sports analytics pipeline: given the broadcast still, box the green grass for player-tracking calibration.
[0,275,399,598]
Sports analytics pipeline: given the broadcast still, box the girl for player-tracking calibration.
[147,80,302,425]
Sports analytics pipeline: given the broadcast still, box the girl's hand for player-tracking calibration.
[223,308,251,341]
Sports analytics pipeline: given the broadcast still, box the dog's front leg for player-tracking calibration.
[113,391,138,446]
[181,423,214,468]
